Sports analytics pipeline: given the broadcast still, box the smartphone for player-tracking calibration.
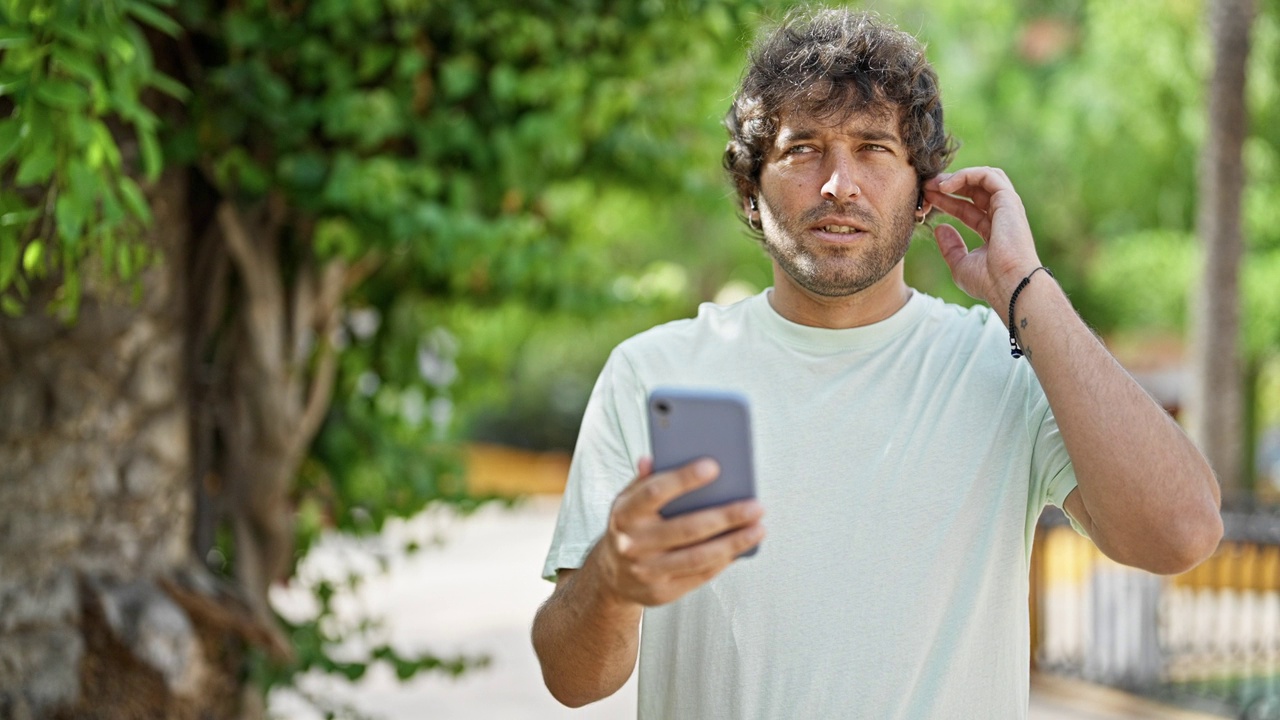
[647,387,759,556]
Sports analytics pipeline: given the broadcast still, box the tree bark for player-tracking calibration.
[0,171,247,718]
[1188,0,1255,498]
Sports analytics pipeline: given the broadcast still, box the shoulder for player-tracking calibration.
[905,292,1037,385]
[615,294,758,359]
[910,293,1006,347]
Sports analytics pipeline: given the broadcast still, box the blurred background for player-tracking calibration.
[0,0,1277,718]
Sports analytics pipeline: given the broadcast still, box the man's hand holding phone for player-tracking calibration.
[589,457,765,608]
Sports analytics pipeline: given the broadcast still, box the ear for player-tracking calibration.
[915,188,931,221]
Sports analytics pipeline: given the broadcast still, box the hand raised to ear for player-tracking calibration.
[923,167,1044,319]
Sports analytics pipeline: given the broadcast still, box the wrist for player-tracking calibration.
[583,542,645,617]
[1005,265,1056,358]
[994,262,1047,315]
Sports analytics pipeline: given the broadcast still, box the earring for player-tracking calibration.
[748,196,759,230]
[749,196,758,211]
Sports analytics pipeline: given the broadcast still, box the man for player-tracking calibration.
[531,9,1223,718]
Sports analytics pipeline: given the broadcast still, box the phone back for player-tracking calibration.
[648,387,756,522]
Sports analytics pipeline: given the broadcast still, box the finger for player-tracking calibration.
[925,190,989,237]
[635,456,653,480]
[933,223,970,273]
[938,167,1026,221]
[936,166,1013,198]
[658,523,767,579]
[928,176,993,211]
[618,458,720,516]
[642,499,764,551]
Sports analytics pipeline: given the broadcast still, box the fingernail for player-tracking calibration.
[695,459,719,479]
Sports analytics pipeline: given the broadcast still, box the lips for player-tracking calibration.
[811,216,869,232]
[809,217,869,242]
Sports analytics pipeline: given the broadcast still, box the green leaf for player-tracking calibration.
[58,160,95,244]
[116,242,133,278]
[440,56,480,100]
[14,147,55,185]
[54,267,80,322]
[52,46,102,89]
[55,194,86,245]
[0,229,18,289]
[148,70,189,101]
[0,295,22,316]
[0,119,21,165]
[0,30,32,50]
[100,186,124,224]
[68,159,95,197]
[0,207,39,227]
[314,217,360,260]
[49,22,96,50]
[126,0,183,38]
[138,129,162,181]
[119,178,152,223]
[34,79,88,109]
[21,239,43,274]
[91,120,123,170]
[0,77,29,96]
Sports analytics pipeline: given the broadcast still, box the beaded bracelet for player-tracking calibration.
[1007,266,1053,359]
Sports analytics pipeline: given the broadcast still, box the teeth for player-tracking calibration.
[822,225,858,234]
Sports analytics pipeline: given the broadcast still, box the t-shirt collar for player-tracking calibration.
[749,287,929,352]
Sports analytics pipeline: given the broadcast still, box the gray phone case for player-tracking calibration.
[648,387,758,556]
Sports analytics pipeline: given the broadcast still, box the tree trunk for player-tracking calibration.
[0,172,245,719]
[1188,0,1255,498]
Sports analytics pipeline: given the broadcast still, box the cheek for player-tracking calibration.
[866,170,918,206]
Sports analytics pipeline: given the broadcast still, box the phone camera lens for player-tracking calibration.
[655,401,670,415]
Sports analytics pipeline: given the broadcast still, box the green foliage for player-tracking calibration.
[8,0,1280,709]
[0,0,182,318]
[163,0,767,707]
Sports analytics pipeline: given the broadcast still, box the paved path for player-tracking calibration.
[267,497,1215,720]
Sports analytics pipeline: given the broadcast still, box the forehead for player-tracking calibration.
[773,103,902,145]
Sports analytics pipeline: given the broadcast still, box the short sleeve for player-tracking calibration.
[1027,384,1088,538]
[541,349,649,582]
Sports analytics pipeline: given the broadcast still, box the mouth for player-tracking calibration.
[817,225,862,234]
[810,218,869,242]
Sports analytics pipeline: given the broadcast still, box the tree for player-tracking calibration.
[1187,0,1255,496]
[0,0,763,716]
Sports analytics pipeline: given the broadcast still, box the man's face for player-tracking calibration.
[755,105,922,298]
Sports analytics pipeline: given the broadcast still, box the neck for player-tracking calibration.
[767,262,912,329]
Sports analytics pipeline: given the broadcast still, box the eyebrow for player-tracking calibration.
[777,127,902,146]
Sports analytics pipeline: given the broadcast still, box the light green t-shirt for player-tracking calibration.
[543,289,1079,719]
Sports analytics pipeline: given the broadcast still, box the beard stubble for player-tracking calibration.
[762,198,919,298]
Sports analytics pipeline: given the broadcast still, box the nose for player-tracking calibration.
[820,152,861,201]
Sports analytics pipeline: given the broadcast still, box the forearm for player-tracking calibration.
[1011,275,1222,572]
[531,546,643,708]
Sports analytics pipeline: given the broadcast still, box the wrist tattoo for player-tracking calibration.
[1006,266,1052,359]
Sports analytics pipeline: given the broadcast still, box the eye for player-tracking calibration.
[785,144,816,155]
[863,144,889,153]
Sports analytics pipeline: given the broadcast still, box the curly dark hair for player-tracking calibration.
[723,9,958,218]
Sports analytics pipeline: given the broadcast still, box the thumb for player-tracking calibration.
[933,223,969,274]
